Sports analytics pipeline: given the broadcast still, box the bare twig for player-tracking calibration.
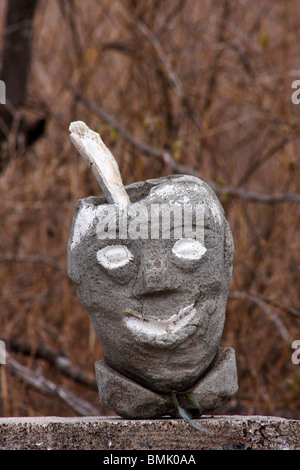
[228,291,295,340]
[237,137,289,187]
[202,0,231,114]
[68,84,164,159]
[0,253,66,271]
[0,365,8,416]
[6,352,100,416]
[129,15,185,100]
[214,185,300,204]
[68,86,300,205]
[58,0,83,61]
[1,337,97,390]
[126,12,203,131]
[247,294,300,320]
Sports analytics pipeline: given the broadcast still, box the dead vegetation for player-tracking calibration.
[0,0,299,418]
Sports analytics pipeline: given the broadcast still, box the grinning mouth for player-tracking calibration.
[123,303,197,340]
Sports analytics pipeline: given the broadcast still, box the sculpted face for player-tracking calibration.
[68,175,234,393]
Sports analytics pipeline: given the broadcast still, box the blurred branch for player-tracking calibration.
[131,14,185,99]
[246,293,300,320]
[69,86,300,205]
[0,365,8,416]
[237,136,289,187]
[126,11,203,131]
[215,185,300,204]
[229,290,300,340]
[68,84,165,159]
[0,0,46,170]
[0,253,66,271]
[229,290,300,318]
[58,0,83,61]
[160,0,189,30]
[202,0,231,114]
[0,0,39,108]
[6,352,99,416]
[2,337,97,390]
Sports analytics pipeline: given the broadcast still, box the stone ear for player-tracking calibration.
[67,249,81,284]
[224,219,234,282]
[67,200,86,285]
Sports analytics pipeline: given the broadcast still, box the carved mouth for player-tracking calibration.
[123,303,197,340]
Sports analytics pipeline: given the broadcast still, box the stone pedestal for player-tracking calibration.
[95,347,238,419]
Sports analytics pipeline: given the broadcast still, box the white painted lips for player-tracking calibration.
[123,303,197,338]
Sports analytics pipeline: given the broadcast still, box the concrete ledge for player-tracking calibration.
[0,415,299,450]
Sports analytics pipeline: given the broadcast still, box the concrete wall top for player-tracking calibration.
[0,415,299,451]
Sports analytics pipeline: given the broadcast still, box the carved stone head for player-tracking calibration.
[68,174,234,394]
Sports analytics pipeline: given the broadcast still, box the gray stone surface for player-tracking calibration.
[68,175,236,416]
[0,415,299,450]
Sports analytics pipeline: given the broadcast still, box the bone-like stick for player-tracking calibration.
[69,121,131,204]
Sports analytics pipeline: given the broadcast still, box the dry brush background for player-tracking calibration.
[0,0,299,419]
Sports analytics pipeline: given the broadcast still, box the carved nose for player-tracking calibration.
[133,253,176,296]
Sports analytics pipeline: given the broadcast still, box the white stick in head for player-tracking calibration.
[69,121,130,205]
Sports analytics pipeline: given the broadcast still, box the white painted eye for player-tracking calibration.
[97,245,133,269]
[172,238,206,260]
